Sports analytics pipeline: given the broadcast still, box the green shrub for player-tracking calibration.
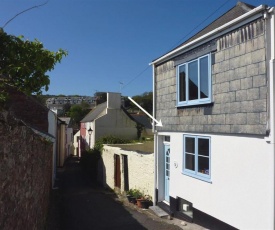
[126,188,143,199]
[80,147,101,182]
[97,135,133,144]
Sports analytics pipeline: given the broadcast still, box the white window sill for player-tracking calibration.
[182,171,212,183]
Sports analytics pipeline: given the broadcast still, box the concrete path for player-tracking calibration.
[46,156,184,230]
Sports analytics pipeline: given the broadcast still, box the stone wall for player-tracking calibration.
[155,19,267,135]
[98,145,154,198]
[0,112,53,230]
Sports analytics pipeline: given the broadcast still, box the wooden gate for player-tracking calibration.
[122,155,129,191]
[114,154,121,188]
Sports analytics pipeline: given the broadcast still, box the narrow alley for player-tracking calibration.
[45,156,184,230]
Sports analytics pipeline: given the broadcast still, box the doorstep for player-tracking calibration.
[149,206,169,218]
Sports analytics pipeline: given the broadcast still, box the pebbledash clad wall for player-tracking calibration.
[98,145,154,198]
[0,112,53,230]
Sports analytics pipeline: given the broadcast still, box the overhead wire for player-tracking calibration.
[121,0,232,92]
[169,0,232,50]
[2,0,49,29]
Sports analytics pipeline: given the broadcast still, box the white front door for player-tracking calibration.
[164,144,170,202]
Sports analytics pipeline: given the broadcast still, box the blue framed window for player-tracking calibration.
[177,54,212,106]
[183,135,211,182]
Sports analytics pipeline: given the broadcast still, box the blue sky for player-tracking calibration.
[1,0,274,97]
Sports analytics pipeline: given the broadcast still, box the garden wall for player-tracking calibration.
[98,145,154,198]
[0,112,53,230]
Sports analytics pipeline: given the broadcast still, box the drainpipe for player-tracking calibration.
[270,7,275,229]
[152,64,158,205]
[265,7,275,229]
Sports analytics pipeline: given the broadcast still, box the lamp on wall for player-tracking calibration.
[88,127,93,149]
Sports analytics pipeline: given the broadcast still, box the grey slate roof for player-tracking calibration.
[183,2,255,44]
[80,102,107,123]
[154,1,256,62]
[131,114,152,129]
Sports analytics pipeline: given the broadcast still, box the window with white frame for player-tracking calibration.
[183,135,211,181]
[177,54,211,106]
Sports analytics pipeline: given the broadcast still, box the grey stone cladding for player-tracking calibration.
[155,19,267,135]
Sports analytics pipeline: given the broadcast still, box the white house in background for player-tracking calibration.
[59,117,74,156]
[80,92,138,149]
[73,130,81,157]
[151,2,275,230]
[48,110,58,187]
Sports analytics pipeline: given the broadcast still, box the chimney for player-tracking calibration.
[107,92,121,109]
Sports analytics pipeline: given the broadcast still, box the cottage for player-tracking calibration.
[80,92,138,149]
[151,2,275,229]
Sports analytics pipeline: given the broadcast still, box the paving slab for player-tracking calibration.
[149,205,169,218]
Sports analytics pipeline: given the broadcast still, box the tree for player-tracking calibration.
[131,91,153,114]
[0,29,67,102]
[68,102,91,130]
[94,92,107,105]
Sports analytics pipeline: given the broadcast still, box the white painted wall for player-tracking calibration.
[66,127,73,156]
[95,109,137,141]
[157,132,274,230]
[48,110,57,188]
[73,130,80,156]
[100,145,154,198]
[107,92,121,109]
[84,121,95,149]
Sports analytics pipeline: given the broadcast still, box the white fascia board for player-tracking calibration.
[150,4,267,65]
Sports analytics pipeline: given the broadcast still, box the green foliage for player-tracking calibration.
[96,135,133,145]
[94,140,104,152]
[80,147,102,182]
[94,91,107,105]
[60,103,71,116]
[67,102,90,129]
[131,91,153,114]
[0,29,67,101]
[126,189,143,199]
[136,123,144,140]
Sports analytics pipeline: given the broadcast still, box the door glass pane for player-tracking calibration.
[185,137,195,153]
[179,65,186,102]
[185,153,195,171]
[198,156,209,175]
[164,136,170,142]
[188,60,198,100]
[200,56,209,99]
[198,138,209,157]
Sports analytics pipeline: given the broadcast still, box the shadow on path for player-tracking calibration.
[46,156,182,230]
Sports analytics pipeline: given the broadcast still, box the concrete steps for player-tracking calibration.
[149,206,169,218]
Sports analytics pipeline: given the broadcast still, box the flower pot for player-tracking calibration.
[126,195,132,202]
[129,196,137,204]
[140,200,151,209]
[136,198,144,208]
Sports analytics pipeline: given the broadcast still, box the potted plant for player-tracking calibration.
[139,195,152,209]
[126,189,142,204]
[126,189,135,203]
[134,190,146,208]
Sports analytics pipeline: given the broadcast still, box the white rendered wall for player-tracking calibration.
[48,110,57,188]
[100,145,154,198]
[158,132,274,230]
[107,92,121,109]
[73,130,80,155]
[95,109,137,141]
